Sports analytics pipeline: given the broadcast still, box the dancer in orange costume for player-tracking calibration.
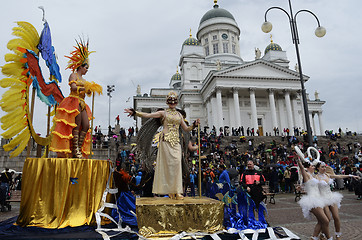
[50,39,102,158]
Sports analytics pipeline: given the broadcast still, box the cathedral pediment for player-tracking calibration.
[181,53,205,59]
[215,59,308,80]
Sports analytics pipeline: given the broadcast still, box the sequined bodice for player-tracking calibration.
[70,76,86,99]
[162,108,182,146]
[317,173,334,196]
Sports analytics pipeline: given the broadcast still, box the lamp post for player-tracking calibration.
[107,85,115,159]
[261,0,326,146]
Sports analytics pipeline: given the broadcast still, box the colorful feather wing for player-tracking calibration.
[0,21,58,157]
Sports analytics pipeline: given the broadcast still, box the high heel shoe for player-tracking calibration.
[168,194,175,199]
[176,194,184,200]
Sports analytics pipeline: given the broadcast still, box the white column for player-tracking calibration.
[318,111,324,135]
[184,103,191,122]
[292,95,301,129]
[249,88,258,131]
[218,30,223,54]
[206,98,212,127]
[309,112,315,135]
[268,89,278,129]
[228,97,234,127]
[136,108,142,129]
[216,88,224,129]
[277,96,285,130]
[211,96,218,129]
[284,91,294,135]
[233,88,241,128]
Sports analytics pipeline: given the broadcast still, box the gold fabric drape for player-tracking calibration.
[16,158,110,228]
[137,197,224,238]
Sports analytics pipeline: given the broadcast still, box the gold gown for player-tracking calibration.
[152,108,183,194]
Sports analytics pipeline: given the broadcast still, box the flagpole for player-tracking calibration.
[90,93,95,159]
[198,124,202,198]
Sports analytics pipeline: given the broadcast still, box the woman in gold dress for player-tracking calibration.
[125,91,199,199]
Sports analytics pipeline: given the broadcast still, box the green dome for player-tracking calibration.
[264,42,283,54]
[171,71,181,81]
[183,37,200,46]
[200,4,235,24]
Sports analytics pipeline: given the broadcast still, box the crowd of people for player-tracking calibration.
[111,126,362,200]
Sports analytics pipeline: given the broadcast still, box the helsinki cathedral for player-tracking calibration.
[133,1,325,136]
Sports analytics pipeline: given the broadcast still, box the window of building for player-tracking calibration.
[232,44,236,54]
[205,46,209,56]
[212,35,217,40]
[223,43,229,53]
[205,38,208,44]
[258,118,263,126]
[213,43,219,54]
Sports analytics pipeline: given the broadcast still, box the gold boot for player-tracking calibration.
[78,130,87,158]
[176,194,184,200]
[72,130,82,158]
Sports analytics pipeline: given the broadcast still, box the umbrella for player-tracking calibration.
[266,164,278,168]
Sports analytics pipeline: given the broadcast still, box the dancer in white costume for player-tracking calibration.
[295,147,331,240]
[315,161,360,240]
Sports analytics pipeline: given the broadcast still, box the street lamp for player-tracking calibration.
[261,0,326,146]
[107,85,115,131]
[107,85,115,159]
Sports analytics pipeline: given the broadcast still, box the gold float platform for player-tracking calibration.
[136,197,224,238]
[16,158,111,228]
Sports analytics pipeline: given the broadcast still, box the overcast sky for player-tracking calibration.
[1,0,361,136]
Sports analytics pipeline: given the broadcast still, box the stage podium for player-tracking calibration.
[136,197,224,238]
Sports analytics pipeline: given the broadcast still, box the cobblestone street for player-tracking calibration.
[1,189,361,239]
[266,189,362,240]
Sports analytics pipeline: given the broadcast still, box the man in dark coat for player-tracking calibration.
[240,160,266,207]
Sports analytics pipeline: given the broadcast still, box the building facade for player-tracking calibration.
[133,2,325,136]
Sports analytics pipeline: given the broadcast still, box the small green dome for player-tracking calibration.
[200,4,235,24]
[264,41,283,54]
[171,71,181,81]
[183,37,200,46]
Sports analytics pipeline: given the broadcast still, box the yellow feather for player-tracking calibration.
[12,27,38,47]
[0,107,26,125]
[0,99,26,112]
[1,114,27,131]
[7,38,32,51]
[4,53,22,63]
[0,86,25,99]
[0,93,24,106]
[84,81,103,96]
[2,63,24,78]
[16,21,39,40]
[49,107,56,116]
[0,77,26,88]
[8,131,31,158]
[3,129,29,151]
[0,85,26,98]
[1,120,27,139]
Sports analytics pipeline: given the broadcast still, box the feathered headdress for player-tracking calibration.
[65,38,94,72]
